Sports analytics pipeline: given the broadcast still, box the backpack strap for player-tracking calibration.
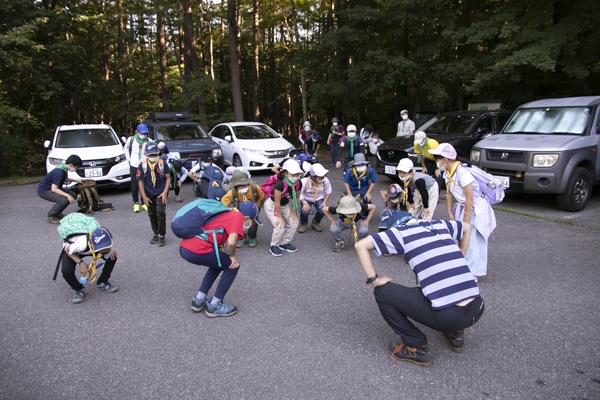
[197,227,226,268]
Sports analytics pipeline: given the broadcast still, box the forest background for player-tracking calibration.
[0,0,599,178]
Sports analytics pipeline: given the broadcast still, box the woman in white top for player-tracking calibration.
[429,143,496,278]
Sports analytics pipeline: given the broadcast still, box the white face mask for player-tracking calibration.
[436,160,446,171]
[239,187,249,194]
[148,156,159,162]
[402,115,408,120]
[390,198,400,203]
[137,134,147,140]
[69,167,77,172]
[287,176,299,184]
[202,162,211,168]
[399,175,410,181]
[348,131,356,138]
[304,126,311,132]
[333,122,338,127]
[418,140,426,147]
[355,166,366,173]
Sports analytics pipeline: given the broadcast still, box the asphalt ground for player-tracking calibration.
[1,164,599,400]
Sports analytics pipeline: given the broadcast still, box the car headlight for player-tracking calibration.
[532,154,559,167]
[49,157,65,165]
[212,148,222,157]
[114,153,127,163]
[471,150,480,163]
[243,148,265,156]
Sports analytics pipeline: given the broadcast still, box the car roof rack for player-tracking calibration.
[146,112,191,122]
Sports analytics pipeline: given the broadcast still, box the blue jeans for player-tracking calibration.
[300,198,324,226]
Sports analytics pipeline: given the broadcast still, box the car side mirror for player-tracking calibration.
[43,140,51,149]
[224,135,233,142]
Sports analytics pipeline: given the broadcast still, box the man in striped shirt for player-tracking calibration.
[354,212,485,366]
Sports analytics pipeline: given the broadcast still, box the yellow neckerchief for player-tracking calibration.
[351,167,367,189]
[399,172,413,206]
[147,159,158,187]
[308,176,325,202]
[341,213,359,244]
[445,161,461,192]
[80,237,104,285]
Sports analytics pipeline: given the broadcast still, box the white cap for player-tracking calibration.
[396,158,414,172]
[310,163,329,177]
[157,141,166,150]
[282,159,304,175]
[414,131,426,144]
[428,143,457,159]
[400,109,408,115]
[347,124,357,132]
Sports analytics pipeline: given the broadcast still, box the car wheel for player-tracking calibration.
[556,167,591,212]
[233,154,243,167]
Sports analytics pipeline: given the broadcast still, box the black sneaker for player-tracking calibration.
[158,235,166,247]
[389,342,431,366]
[150,235,159,244]
[442,331,464,352]
[72,288,85,304]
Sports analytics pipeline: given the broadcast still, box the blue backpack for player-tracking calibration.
[171,199,231,267]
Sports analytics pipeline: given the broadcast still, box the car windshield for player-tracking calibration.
[55,128,119,148]
[232,124,280,139]
[157,124,208,140]
[504,107,590,135]
[419,114,476,134]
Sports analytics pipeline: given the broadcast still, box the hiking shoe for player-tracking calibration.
[248,238,257,248]
[47,215,61,224]
[311,222,322,232]
[158,235,166,247]
[150,235,159,244]
[389,342,431,366]
[442,331,464,353]
[191,297,209,313]
[72,288,85,304]
[237,239,245,248]
[96,282,118,293]
[333,241,344,252]
[269,246,283,257]
[297,225,307,233]
[133,203,141,213]
[279,243,298,253]
[57,213,66,220]
[174,195,182,202]
[141,204,148,211]
[206,301,238,318]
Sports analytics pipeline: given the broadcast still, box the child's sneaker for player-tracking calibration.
[279,243,298,253]
[191,297,209,313]
[333,241,344,252]
[237,239,245,248]
[96,282,118,293]
[150,235,159,244]
[206,300,238,318]
[175,195,182,202]
[158,235,166,247]
[72,288,85,304]
[389,342,431,366]
[248,238,257,248]
[141,204,148,211]
[133,203,141,213]
[269,246,283,257]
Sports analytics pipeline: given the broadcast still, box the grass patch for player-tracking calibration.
[0,176,44,187]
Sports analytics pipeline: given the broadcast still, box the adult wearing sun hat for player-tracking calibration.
[428,143,496,279]
[298,163,332,233]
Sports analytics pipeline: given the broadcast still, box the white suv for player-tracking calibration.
[44,124,130,189]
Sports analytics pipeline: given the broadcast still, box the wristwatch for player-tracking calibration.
[366,274,378,285]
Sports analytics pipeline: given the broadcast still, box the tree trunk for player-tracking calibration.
[251,0,261,121]
[228,0,244,121]
[117,0,128,131]
[183,0,207,124]
[290,0,307,123]
[157,0,169,111]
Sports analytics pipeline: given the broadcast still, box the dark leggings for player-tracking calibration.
[147,194,167,235]
[60,251,116,291]
[180,247,239,301]
[130,165,140,203]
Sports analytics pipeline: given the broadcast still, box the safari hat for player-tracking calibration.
[230,171,251,188]
[336,196,362,215]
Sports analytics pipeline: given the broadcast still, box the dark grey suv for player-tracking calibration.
[375,110,512,179]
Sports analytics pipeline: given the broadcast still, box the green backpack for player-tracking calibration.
[57,213,100,241]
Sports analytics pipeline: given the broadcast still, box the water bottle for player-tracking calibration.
[488,180,496,189]
[78,274,88,286]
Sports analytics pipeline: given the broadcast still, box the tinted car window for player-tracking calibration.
[476,117,495,133]
[498,115,510,130]
[232,125,279,139]
[419,115,476,134]
[156,124,209,140]
[56,128,119,148]
[211,126,223,139]
[505,107,590,135]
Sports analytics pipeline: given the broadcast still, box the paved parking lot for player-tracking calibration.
[1,167,599,399]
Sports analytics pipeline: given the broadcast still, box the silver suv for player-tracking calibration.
[471,96,600,211]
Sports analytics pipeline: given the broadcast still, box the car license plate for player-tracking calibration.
[493,175,509,189]
[85,168,103,178]
[384,165,396,175]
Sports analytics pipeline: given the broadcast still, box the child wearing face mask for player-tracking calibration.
[378,183,407,231]
[327,117,345,167]
[187,154,224,193]
[124,124,154,213]
[181,201,260,318]
[396,158,439,221]
[298,163,332,233]
[263,160,303,257]
[337,124,365,171]
[323,195,376,252]
[429,143,497,280]
[137,142,171,247]
[343,153,377,216]
[221,171,265,248]
[38,154,84,224]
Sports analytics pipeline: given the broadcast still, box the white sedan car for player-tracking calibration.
[208,122,294,171]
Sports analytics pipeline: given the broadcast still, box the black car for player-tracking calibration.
[375,110,512,179]
[144,112,224,169]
